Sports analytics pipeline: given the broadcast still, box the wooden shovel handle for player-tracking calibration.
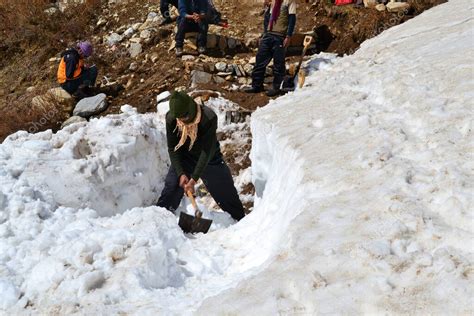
[186,191,202,219]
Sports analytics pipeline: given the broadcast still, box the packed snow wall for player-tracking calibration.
[198,0,473,314]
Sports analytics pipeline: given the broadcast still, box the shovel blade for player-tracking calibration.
[178,212,213,234]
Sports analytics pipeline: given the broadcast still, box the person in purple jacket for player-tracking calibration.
[175,0,209,57]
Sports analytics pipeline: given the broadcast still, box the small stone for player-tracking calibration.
[249,57,256,64]
[106,33,123,46]
[244,63,254,76]
[61,116,87,129]
[225,75,234,81]
[97,18,107,27]
[182,55,196,61]
[123,27,135,38]
[129,62,138,71]
[129,43,142,58]
[140,29,152,40]
[49,57,60,62]
[132,23,142,31]
[150,53,160,63]
[213,75,226,84]
[26,86,35,93]
[386,2,410,12]
[375,4,386,11]
[226,64,234,73]
[215,62,227,72]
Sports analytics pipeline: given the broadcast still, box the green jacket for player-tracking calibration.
[165,104,221,181]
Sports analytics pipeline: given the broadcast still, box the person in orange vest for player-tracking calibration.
[57,41,97,96]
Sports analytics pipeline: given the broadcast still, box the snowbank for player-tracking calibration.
[199,0,473,314]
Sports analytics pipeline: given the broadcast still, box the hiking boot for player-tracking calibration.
[243,86,264,94]
[175,47,184,57]
[266,88,283,97]
[198,46,207,55]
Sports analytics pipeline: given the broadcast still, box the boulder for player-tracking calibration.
[73,94,108,117]
[386,2,410,12]
[207,34,218,48]
[61,116,87,129]
[32,88,74,115]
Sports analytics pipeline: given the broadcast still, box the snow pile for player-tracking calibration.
[199,0,473,314]
[1,105,169,217]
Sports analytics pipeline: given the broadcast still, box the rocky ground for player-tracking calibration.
[0,0,445,209]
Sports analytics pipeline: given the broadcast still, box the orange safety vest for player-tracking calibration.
[57,56,84,84]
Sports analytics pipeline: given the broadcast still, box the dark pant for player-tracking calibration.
[251,33,286,90]
[157,157,245,221]
[175,17,209,49]
[160,0,178,20]
[61,66,98,95]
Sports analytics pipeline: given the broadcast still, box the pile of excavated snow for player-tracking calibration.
[0,0,472,314]
[199,0,473,314]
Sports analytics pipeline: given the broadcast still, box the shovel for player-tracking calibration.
[281,35,313,92]
[178,191,213,234]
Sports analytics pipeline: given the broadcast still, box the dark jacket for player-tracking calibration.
[178,0,208,19]
[166,104,221,181]
[62,48,82,80]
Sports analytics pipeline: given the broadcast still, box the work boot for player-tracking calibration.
[198,46,207,55]
[175,47,184,57]
[243,86,263,93]
[266,88,283,97]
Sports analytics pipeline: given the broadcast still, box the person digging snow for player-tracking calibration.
[57,41,97,96]
[157,91,245,221]
[245,0,297,97]
[175,0,209,57]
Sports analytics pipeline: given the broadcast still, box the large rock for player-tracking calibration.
[386,2,410,12]
[73,94,108,117]
[129,43,142,58]
[32,88,74,115]
[191,70,213,88]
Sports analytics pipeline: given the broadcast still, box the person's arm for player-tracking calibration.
[64,51,79,80]
[284,1,297,47]
[178,0,189,19]
[166,113,185,177]
[191,115,217,181]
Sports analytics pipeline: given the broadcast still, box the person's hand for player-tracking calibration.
[179,174,189,189]
[192,13,201,22]
[283,36,291,48]
[184,178,197,195]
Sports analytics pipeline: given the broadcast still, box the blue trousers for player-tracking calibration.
[60,65,98,95]
[175,17,209,49]
[251,33,286,90]
[157,156,245,221]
